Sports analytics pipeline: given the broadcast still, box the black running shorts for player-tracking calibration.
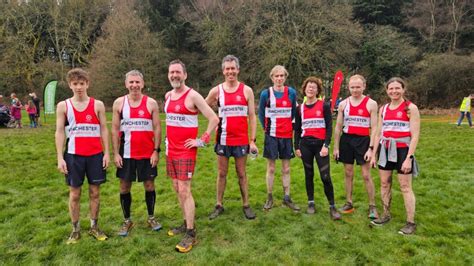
[214,144,249,158]
[378,147,412,174]
[263,134,294,160]
[339,133,370,165]
[116,158,157,182]
[64,152,106,188]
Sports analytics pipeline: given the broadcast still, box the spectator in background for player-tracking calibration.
[25,100,37,128]
[10,93,22,128]
[29,92,41,126]
[456,94,473,128]
[0,95,7,111]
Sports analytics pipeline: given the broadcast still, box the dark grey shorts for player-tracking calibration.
[214,144,249,158]
[263,134,294,160]
[65,152,106,188]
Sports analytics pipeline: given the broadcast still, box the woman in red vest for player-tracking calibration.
[294,76,341,220]
[370,77,420,235]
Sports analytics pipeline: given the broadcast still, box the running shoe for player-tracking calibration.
[147,217,162,231]
[209,205,224,220]
[117,220,134,237]
[307,202,315,214]
[283,198,301,212]
[370,214,392,226]
[168,223,186,237]
[398,222,416,235]
[340,202,355,214]
[243,206,256,220]
[88,226,108,241]
[368,205,379,220]
[66,231,80,245]
[329,206,342,220]
[263,196,273,210]
[175,232,197,253]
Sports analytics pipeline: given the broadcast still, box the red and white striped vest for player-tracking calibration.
[65,98,102,156]
[300,100,326,140]
[381,101,411,148]
[164,88,199,159]
[217,82,248,146]
[265,86,292,138]
[343,96,371,136]
[119,95,154,159]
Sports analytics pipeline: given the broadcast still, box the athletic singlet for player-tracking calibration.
[300,100,326,140]
[343,96,370,136]
[381,101,411,148]
[265,86,292,138]
[164,88,199,159]
[65,97,102,156]
[119,95,154,159]
[217,82,248,146]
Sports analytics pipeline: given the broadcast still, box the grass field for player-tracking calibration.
[0,112,472,265]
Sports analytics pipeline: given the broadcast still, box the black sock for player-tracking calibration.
[145,190,156,216]
[120,192,131,219]
[186,228,195,237]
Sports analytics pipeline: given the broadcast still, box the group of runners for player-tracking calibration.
[55,55,420,253]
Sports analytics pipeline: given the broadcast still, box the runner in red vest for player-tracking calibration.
[165,60,218,253]
[55,68,109,244]
[333,75,379,220]
[111,70,162,237]
[205,55,258,220]
[294,77,341,220]
[370,77,420,235]
[258,65,299,212]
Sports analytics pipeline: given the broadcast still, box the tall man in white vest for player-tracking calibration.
[206,55,258,220]
[164,59,219,253]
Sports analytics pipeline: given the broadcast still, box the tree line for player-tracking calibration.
[0,0,472,108]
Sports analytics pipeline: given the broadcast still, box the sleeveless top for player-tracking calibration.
[119,95,154,159]
[164,88,199,159]
[65,97,102,156]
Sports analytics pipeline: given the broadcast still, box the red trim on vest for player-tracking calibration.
[382,101,411,148]
[301,100,326,140]
[265,86,293,138]
[165,88,199,159]
[343,96,371,136]
[66,97,102,156]
[217,82,249,146]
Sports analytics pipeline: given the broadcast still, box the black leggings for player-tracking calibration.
[299,138,335,205]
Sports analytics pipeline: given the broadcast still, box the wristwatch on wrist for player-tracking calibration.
[369,146,374,150]
[155,147,161,153]
[323,143,330,148]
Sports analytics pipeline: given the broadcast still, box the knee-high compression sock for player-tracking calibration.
[120,192,132,220]
[145,190,156,217]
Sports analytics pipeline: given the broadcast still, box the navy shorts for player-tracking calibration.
[339,133,370,165]
[116,158,157,182]
[378,147,412,174]
[263,134,294,160]
[64,153,106,188]
[214,144,249,158]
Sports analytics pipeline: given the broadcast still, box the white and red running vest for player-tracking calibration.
[164,88,199,159]
[217,82,249,146]
[300,100,326,140]
[265,86,292,138]
[119,95,154,159]
[65,98,102,156]
[343,96,371,136]
[381,101,411,148]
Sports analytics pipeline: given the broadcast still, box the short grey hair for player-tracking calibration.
[221,55,240,70]
[125,70,144,80]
